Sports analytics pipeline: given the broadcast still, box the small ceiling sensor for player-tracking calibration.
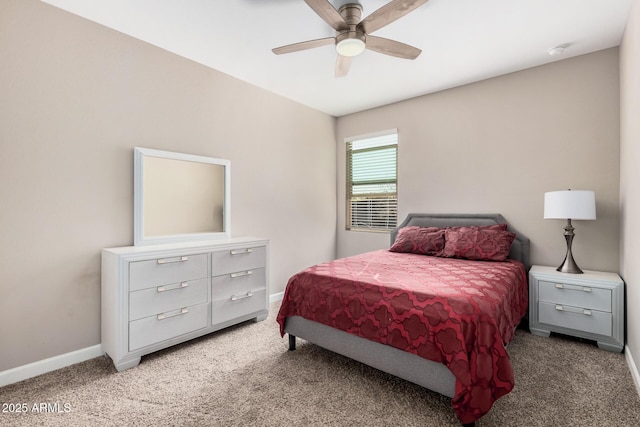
[548,44,569,56]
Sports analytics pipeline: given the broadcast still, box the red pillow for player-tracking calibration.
[443,226,516,261]
[390,226,445,256]
[447,223,508,232]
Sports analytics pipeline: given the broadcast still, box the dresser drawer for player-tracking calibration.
[212,267,266,325]
[212,267,266,300]
[129,302,208,351]
[129,253,208,291]
[211,246,266,276]
[212,289,267,325]
[129,278,208,321]
[539,302,611,336]
[538,280,611,312]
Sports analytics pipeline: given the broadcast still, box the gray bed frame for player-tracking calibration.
[284,213,530,425]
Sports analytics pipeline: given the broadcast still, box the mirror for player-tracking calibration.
[134,147,230,246]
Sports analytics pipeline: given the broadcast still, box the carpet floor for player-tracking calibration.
[1,302,639,426]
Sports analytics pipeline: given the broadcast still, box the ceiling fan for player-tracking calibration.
[272,0,428,77]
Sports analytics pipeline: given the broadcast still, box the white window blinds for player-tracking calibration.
[346,132,398,231]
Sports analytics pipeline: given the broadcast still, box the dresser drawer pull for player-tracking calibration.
[555,304,564,311]
[230,248,253,255]
[157,307,188,320]
[555,283,564,289]
[231,291,253,301]
[230,271,253,279]
[156,256,188,264]
[157,282,189,293]
[583,309,592,316]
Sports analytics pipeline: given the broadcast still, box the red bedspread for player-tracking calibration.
[276,250,528,424]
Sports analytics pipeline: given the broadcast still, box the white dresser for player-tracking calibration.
[529,265,624,352]
[102,237,268,371]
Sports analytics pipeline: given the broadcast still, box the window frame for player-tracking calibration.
[345,129,398,233]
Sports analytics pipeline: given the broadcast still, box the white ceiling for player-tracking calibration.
[41,0,633,117]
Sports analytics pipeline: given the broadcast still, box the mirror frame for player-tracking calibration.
[133,147,231,246]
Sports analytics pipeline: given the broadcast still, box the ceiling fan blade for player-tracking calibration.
[366,35,421,59]
[272,37,335,55]
[304,0,349,31]
[335,54,352,77]
[359,0,429,34]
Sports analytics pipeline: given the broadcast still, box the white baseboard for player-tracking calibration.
[269,291,284,304]
[0,344,103,388]
[626,348,640,397]
[2,295,285,388]
[4,310,637,400]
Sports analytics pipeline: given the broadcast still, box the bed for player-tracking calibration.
[276,214,530,426]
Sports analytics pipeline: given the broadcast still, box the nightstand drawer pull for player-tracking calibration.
[555,305,593,316]
[554,283,592,293]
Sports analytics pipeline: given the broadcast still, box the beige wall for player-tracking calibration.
[336,49,621,274]
[0,0,630,378]
[621,0,640,380]
[0,0,336,371]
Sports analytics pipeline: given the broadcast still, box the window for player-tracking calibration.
[346,131,398,231]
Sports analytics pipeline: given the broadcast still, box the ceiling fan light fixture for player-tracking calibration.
[336,37,366,56]
[271,0,427,76]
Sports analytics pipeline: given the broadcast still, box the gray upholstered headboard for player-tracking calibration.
[390,213,531,270]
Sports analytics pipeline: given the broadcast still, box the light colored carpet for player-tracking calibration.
[1,302,639,426]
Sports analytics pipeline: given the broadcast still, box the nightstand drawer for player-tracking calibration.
[539,280,611,312]
[539,302,611,336]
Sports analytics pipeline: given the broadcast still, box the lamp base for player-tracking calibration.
[557,219,584,274]
[556,255,584,274]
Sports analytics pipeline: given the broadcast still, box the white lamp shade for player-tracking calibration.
[544,190,596,220]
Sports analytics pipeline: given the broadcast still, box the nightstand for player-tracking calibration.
[529,265,624,352]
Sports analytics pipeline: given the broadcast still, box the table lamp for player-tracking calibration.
[544,190,596,274]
